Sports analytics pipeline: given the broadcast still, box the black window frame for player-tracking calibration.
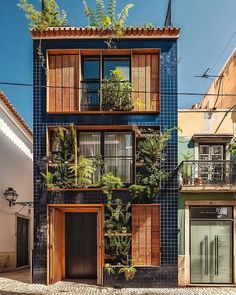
[77,129,135,186]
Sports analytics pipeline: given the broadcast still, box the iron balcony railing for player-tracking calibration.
[178,160,236,186]
[80,82,159,112]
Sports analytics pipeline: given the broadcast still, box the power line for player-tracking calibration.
[1,81,236,97]
[211,31,236,71]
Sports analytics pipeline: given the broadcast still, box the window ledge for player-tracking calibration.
[47,111,160,115]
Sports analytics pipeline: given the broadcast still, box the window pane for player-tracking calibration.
[104,133,132,157]
[83,58,100,80]
[105,158,133,183]
[81,82,100,110]
[79,133,101,156]
[190,207,232,219]
[103,58,130,80]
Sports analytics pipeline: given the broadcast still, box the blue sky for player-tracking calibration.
[0,0,236,128]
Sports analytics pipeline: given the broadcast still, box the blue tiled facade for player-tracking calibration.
[33,37,178,287]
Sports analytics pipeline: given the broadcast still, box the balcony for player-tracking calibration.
[179,160,236,192]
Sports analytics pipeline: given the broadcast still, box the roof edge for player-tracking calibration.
[31,26,180,39]
[0,91,32,138]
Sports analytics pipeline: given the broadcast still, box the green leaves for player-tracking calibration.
[17,0,67,30]
[82,0,134,29]
[117,4,134,27]
[101,69,133,111]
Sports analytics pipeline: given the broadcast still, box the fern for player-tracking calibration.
[108,0,116,24]
[117,4,134,27]
[83,0,97,26]
[96,0,105,23]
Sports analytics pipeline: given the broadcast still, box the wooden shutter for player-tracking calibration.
[48,54,79,112]
[132,52,160,112]
[132,204,160,266]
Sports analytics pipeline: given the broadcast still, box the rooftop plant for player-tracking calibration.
[17,0,67,30]
[83,0,134,48]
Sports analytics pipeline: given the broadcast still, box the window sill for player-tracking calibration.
[47,111,160,115]
[47,187,129,192]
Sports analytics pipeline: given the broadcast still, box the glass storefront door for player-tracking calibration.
[190,207,233,284]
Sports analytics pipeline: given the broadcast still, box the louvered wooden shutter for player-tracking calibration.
[132,52,159,112]
[132,204,160,266]
[48,54,79,112]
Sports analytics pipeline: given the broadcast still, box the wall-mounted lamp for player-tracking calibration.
[3,187,33,207]
[3,187,18,206]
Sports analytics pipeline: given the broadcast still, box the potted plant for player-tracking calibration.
[101,69,134,111]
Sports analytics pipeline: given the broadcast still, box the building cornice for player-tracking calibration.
[31,26,180,39]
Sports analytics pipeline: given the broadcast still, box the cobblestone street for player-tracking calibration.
[0,269,235,295]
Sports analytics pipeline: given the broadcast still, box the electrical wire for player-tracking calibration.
[1,81,236,97]
[211,31,236,71]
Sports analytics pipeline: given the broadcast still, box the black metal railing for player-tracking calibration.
[178,160,236,186]
[79,82,159,112]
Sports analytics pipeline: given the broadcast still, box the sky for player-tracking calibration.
[0,0,236,128]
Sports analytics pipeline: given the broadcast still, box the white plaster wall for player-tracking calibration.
[0,104,33,270]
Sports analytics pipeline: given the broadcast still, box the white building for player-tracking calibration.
[0,91,33,273]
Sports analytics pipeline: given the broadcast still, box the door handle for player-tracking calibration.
[205,235,208,275]
[215,235,219,276]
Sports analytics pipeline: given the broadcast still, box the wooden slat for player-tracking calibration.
[132,206,140,265]
[62,55,70,111]
[132,55,139,111]
[132,205,160,266]
[55,55,63,111]
[151,206,160,265]
[146,206,152,265]
[74,55,79,111]
[145,55,151,111]
[48,56,56,111]
[138,55,146,111]
[151,54,159,111]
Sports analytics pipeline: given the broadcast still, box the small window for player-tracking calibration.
[83,58,100,80]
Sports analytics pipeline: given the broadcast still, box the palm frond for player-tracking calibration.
[95,0,105,23]
[108,0,116,24]
[83,0,97,26]
[117,4,133,27]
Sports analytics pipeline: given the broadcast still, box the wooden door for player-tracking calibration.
[49,208,64,284]
[17,217,29,268]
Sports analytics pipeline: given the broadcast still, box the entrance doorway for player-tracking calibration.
[65,212,97,280]
[190,206,233,284]
[17,217,29,268]
[48,205,104,285]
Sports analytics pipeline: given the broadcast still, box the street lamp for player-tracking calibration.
[3,187,34,207]
[3,187,18,207]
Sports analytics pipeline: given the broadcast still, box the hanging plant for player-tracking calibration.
[17,0,67,70]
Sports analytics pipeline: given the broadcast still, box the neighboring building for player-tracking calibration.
[178,108,236,286]
[0,91,33,273]
[32,26,180,287]
[196,48,236,110]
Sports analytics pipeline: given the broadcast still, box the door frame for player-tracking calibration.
[16,214,30,269]
[183,200,236,286]
[47,204,104,285]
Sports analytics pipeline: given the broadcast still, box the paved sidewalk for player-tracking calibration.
[0,268,235,295]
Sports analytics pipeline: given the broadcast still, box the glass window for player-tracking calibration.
[83,58,100,80]
[190,207,233,219]
[79,133,101,156]
[104,132,133,183]
[103,57,130,80]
